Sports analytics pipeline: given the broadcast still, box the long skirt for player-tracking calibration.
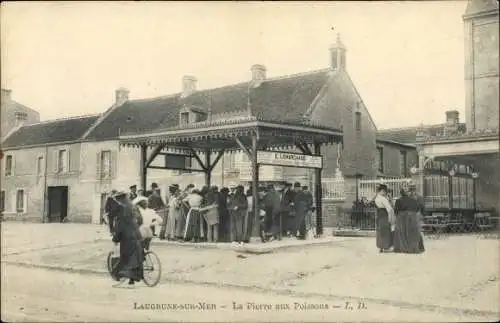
[175,207,187,238]
[376,208,393,250]
[114,239,143,282]
[184,209,201,240]
[218,209,231,242]
[393,211,425,254]
[165,210,176,239]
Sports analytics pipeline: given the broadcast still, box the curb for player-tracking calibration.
[333,230,376,237]
[4,261,499,319]
[94,238,341,254]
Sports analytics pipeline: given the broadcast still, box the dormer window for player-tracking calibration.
[179,105,207,126]
[180,112,189,126]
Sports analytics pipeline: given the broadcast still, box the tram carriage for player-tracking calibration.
[420,159,496,232]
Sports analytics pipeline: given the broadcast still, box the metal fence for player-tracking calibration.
[358,177,415,200]
[322,177,345,201]
[333,207,499,238]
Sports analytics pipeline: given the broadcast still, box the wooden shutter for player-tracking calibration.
[11,155,15,176]
[111,150,117,179]
[96,151,102,180]
[66,149,71,173]
[53,150,59,173]
[23,190,28,213]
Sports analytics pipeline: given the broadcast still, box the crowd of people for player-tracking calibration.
[104,181,316,246]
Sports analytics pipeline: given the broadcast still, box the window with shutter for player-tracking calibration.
[58,150,68,173]
[96,152,102,179]
[36,156,44,176]
[5,155,13,176]
[110,150,118,179]
[355,112,361,132]
[16,189,25,213]
[377,147,384,173]
[0,191,5,212]
[100,150,112,179]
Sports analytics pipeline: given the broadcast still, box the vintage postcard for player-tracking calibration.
[1,1,499,322]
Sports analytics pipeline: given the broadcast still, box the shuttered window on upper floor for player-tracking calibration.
[53,149,70,174]
[96,150,117,180]
[5,155,13,176]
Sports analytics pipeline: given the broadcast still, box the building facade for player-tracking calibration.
[1,115,100,222]
[463,0,499,131]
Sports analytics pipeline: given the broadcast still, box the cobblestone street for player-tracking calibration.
[2,222,499,321]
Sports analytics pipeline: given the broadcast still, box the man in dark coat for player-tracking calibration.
[111,191,144,287]
[262,184,281,240]
[280,182,295,237]
[293,182,310,239]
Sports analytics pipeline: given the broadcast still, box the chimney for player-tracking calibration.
[1,88,12,103]
[445,110,460,125]
[115,87,130,105]
[445,110,460,134]
[329,33,347,70]
[182,75,197,98]
[14,111,28,127]
[250,64,266,87]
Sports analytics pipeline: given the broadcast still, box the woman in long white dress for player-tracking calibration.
[166,185,180,241]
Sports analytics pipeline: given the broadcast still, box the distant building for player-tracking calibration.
[1,115,100,222]
[1,88,40,141]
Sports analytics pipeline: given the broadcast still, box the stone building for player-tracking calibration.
[463,0,499,131]
[1,115,100,222]
[1,88,40,141]
[0,36,416,223]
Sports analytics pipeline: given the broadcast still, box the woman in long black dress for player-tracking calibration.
[373,184,395,252]
[111,191,144,286]
[394,187,425,254]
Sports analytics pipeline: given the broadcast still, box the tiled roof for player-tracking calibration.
[86,69,331,140]
[377,123,467,144]
[2,115,100,148]
[84,95,182,141]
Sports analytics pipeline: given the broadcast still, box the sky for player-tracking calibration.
[1,1,468,129]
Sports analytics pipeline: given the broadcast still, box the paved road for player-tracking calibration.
[1,264,492,322]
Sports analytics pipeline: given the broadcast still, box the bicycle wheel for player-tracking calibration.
[107,252,121,281]
[142,251,162,287]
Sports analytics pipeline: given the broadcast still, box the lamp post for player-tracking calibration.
[471,171,479,210]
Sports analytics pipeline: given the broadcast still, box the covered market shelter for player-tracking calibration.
[119,115,343,236]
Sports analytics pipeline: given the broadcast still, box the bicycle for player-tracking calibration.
[107,246,162,287]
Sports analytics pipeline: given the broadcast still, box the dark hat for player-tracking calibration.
[286,182,293,187]
[173,184,180,188]
[129,185,137,189]
[151,182,159,188]
[294,182,301,188]
[302,186,308,190]
[377,184,388,192]
[186,184,195,189]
